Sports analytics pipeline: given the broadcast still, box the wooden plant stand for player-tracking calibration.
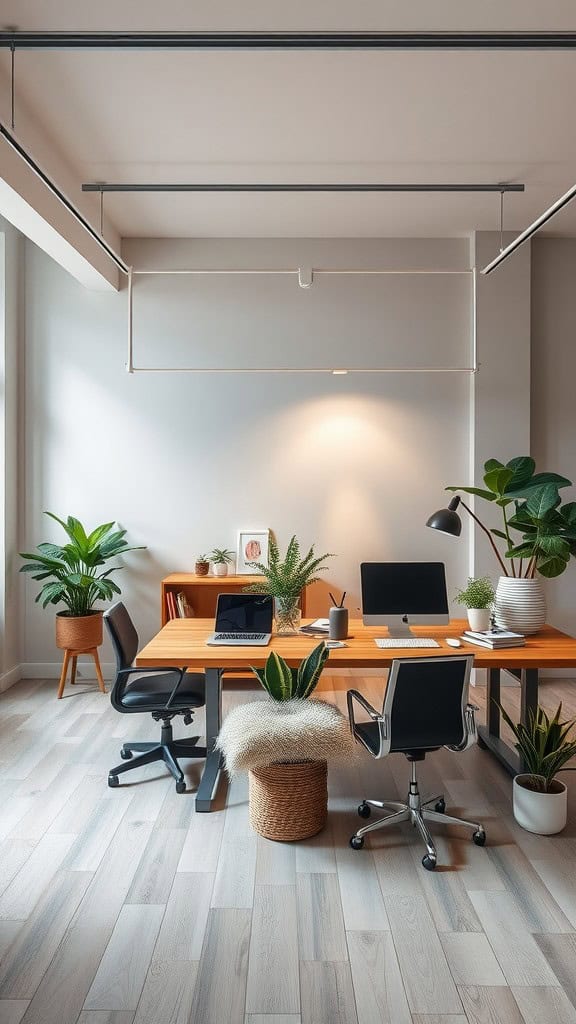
[57,646,106,699]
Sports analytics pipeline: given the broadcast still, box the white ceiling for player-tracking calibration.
[2,1,576,238]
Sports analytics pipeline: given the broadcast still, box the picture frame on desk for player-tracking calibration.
[236,529,270,574]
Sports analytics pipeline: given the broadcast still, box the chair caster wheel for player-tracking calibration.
[175,780,186,794]
[434,799,446,813]
[422,854,437,871]
[473,829,486,846]
[108,774,119,788]
[358,801,371,819]
[120,749,133,760]
[350,835,365,850]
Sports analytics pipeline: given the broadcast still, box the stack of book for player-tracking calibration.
[166,591,194,620]
[461,629,525,649]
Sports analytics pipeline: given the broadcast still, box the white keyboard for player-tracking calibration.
[375,638,440,649]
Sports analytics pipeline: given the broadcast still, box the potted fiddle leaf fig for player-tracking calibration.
[20,513,144,653]
[216,642,354,841]
[444,456,576,633]
[244,534,333,634]
[500,702,576,835]
[210,547,235,577]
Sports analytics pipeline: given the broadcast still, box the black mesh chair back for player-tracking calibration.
[384,656,471,753]
[105,601,139,672]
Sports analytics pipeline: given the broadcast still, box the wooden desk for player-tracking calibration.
[136,618,576,810]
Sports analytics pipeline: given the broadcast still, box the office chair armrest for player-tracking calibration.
[116,665,187,710]
[445,702,479,752]
[347,689,389,758]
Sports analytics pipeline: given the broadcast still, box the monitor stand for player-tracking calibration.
[385,615,415,639]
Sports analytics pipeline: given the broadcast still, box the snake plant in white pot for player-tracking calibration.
[500,702,576,834]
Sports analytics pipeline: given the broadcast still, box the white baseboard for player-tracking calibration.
[20,662,115,681]
[0,664,23,692]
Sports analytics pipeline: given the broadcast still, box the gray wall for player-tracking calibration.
[531,237,576,637]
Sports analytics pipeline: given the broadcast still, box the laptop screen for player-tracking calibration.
[215,594,273,632]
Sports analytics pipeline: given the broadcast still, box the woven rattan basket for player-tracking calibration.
[55,611,103,651]
[249,759,328,841]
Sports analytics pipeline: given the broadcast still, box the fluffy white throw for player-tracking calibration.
[216,697,355,774]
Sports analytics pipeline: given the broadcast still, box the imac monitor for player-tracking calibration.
[361,562,449,638]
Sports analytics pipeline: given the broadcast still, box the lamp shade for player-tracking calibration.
[426,496,462,537]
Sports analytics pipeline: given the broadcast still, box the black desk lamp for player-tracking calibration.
[426,494,508,576]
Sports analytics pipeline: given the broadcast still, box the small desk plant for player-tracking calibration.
[244,534,333,634]
[216,642,354,840]
[210,547,235,577]
[455,576,495,632]
[20,512,144,663]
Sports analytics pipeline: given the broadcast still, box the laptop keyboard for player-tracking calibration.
[215,632,267,641]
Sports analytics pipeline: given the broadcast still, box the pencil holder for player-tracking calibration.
[329,606,348,640]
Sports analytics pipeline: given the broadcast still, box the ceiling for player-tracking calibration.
[2,1,576,239]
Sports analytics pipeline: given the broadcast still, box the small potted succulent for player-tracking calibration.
[195,554,210,577]
[216,642,353,840]
[500,702,576,834]
[455,576,495,632]
[210,547,235,577]
[20,513,143,652]
[245,534,333,634]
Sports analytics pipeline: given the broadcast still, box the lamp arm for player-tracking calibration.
[459,499,510,577]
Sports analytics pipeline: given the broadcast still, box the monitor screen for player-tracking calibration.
[361,562,449,617]
[215,594,273,632]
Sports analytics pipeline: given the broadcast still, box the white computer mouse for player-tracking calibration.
[445,638,462,648]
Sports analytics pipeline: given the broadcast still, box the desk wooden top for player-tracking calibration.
[136,619,576,671]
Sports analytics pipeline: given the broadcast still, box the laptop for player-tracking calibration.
[206,593,273,646]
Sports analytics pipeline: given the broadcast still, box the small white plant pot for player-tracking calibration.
[513,774,567,835]
[212,563,228,577]
[467,608,491,632]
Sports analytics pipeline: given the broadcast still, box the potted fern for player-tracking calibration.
[455,576,495,632]
[244,534,333,634]
[20,513,144,653]
[216,643,353,840]
[210,547,235,577]
[500,702,576,834]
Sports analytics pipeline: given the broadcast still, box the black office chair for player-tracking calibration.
[104,602,207,793]
[347,655,486,869]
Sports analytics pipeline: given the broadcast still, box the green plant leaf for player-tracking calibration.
[483,467,514,495]
[484,458,505,473]
[506,472,572,499]
[295,642,329,698]
[560,502,576,526]
[536,554,569,578]
[262,651,293,700]
[526,484,562,519]
[504,456,536,491]
[445,486,496,501]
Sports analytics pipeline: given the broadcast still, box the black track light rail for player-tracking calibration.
[81,182,525,194]
[2,31,576,50]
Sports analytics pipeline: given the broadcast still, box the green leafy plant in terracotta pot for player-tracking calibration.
[244,534,333,634]
[210,547,235,577]
[500,702,576,834]
[442,456,576,633]
[216,642,353,840]
[455,576,495,632]
[20,513,144,652]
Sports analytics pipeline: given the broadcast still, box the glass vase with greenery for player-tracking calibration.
[447,456,575,579]
[244,534,333,635]
[20,512,144,616]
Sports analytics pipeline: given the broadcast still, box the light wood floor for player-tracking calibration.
[1,672,576,1024]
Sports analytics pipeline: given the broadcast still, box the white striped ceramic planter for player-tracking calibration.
[494,576,546,635]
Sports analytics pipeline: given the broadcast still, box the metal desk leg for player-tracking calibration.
[477,666,521,776]
[519,667,539,771]
[196,667,223,812]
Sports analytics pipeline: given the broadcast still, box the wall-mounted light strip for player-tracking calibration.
[82,182,525,194]
[3,31,576,49]
[481,181,576,275]
[0,119,129,276]
[127,266,477,375]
